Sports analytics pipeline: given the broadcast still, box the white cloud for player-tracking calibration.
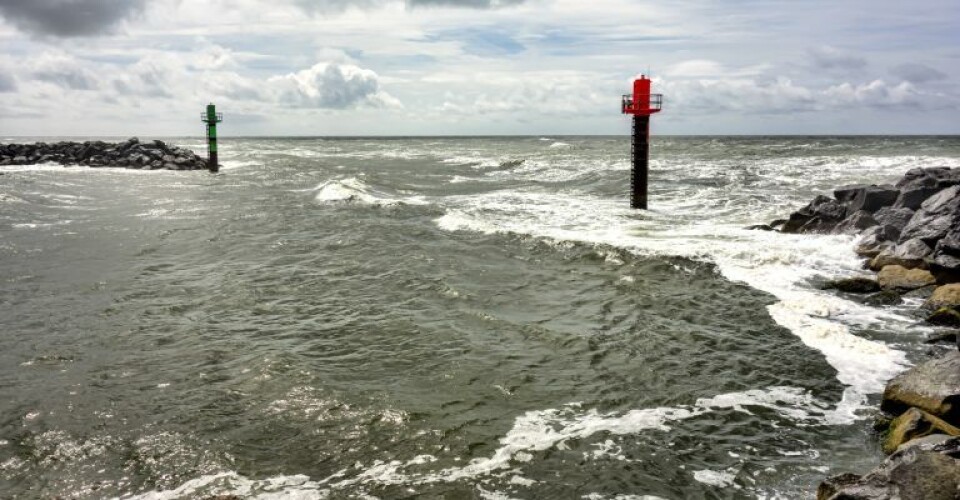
[267,62,400,109]
[807,45,867,70]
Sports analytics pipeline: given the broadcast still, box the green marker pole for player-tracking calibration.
[202,103,222,173]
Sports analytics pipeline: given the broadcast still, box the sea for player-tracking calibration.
[1,136,959,499]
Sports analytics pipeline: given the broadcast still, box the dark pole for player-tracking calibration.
[206,104,219,173]
[631,114,650,210]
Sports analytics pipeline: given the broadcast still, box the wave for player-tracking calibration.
[126,386,822,499]
[434,188,910,421]
[310,177,428,206]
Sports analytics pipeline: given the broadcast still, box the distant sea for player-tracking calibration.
[1,136,958,498]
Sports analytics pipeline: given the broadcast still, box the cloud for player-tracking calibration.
[267,62,400,109]
[0,70,15,92]
[664,60,725,78]
[807,45,867,70]
[891,63,948,83]
[660,76,942,115]
[0,0,147,37]
[292,0,525,14]
[408,0,524,7]
[30,52,101,90]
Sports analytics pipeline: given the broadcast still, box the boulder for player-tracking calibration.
[881,351,960,420]
[870,239,934,270]
[833,210,879,234]
[926,332,958,345]
[883,407,960,454]
[929,254,960,285]
[856,225,901,258]
[925,284,960,311]
[825,277,881,294]
[818,437,960,500]
[835,184,871,204]
[863,290,904,307]
[745,224,775,231]
[874,207,915,232]
[877,265,937,291]
[899,186,960,244]
[926,308,960,328]
[782,195,848,233]
[847,184,900,215]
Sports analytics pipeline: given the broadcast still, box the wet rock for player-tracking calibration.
[881,351,960,420]
[863,289,904,307]
[926,332,959,345]
[930,254,960,285]
[847,184,900,215]
[0,138,208,171]
[874,207,916,233]
[833,210,879,234]
[818,437,960,500]
[870,239,934,271]
[835,184,870,204]
[883,407,960,454]
[925,284,960,311]
[856,225,901,258]
[927,308,960,328]
[745,224,775,231]
[878,265,937,291]
[900,186,960,244]
[781,195,847,233]
[826,277,881,294]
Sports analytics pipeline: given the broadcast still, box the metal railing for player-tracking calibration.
[201,112,223,123]
[622,94,663,113]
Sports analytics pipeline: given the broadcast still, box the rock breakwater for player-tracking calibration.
[0,137,208,170]
[756,167,960,498]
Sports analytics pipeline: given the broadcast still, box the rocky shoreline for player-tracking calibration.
[753,167,960,498]
[0,137,209,170]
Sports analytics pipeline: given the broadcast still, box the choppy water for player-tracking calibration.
[1,136,959,499]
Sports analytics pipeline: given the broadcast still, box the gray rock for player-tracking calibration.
[161,155,176,163]
[856,225,901,257]
[901,213,956,245]
[782,195,847,233]
[833,210,879,234]
[893,238,933,268]
[874,207,915,232]
[900,186,960,244]
[835,184,870,204]
[818,437,960,500]
[881,351,960,420]
[847,185,900,215]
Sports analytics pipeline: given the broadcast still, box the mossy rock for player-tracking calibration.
[883,407,960,454]
[925,284,960,311]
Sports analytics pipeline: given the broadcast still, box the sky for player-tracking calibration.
[0,0,957,136]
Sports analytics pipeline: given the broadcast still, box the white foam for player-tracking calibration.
[433,186,910,421]
[692,469,739,488]
[310,177,427,206]
[129,387,821,498]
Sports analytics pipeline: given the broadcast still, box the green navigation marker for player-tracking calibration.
[201,103,223,173]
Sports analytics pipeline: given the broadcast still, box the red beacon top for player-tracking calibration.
[621,75,663,116]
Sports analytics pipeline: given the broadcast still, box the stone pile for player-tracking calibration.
[760,167,960,326]
[0,137,208,170]
[818,353,960,499]
[760,168,960,498]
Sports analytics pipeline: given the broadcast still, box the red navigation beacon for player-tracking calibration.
[621,75,663,116]
[620,75,663,209]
